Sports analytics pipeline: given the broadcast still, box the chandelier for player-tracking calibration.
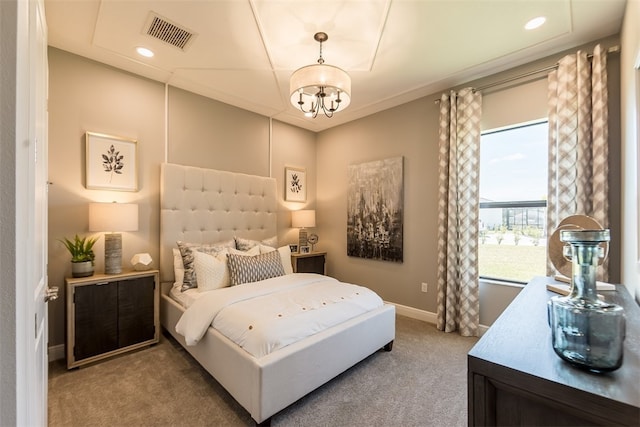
[289,32,351,118]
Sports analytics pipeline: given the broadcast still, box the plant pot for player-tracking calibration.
[71,261,94,278]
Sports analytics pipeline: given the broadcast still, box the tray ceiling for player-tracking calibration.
[45,0,625,132]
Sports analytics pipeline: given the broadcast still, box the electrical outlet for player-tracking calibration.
[421,282,428,292]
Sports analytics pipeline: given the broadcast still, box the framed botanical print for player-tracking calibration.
[85,132,138,191]
[285,166,306,202]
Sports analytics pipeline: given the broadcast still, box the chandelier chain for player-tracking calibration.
[317,39,324,64]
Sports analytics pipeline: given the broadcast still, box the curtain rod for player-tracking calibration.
[474,64,557,92]
[434,45,620,103]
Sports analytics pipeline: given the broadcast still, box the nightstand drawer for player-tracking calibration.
[291,252,326,275]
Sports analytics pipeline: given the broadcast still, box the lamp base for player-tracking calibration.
[104,233,122,274]
[298,228,308,248]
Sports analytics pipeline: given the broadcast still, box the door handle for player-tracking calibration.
[45,286,59,302]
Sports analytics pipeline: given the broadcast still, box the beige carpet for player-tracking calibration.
[48,315,477,426]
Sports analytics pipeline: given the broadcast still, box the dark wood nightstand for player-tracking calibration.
[65,269,159,369]
[291,251,326,275]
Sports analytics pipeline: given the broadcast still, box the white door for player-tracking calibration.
[32,0,49,423]
[16,0,49,423]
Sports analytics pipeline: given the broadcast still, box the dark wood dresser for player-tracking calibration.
[468,276,640,426]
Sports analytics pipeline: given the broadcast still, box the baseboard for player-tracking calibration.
[389,301,438,324]
[49,343,65,362]
[386,301,489,336]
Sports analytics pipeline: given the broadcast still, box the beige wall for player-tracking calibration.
[48,49,166,347]
[620,0,640,302]
[271,120,318,244]
[47,48,316,347]
[167,86,270,176]
[317,98,439,312]
[316,37,622,324]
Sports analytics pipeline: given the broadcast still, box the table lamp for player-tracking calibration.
[89,202,138,274]
[291,209,316,249]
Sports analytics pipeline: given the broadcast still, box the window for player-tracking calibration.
[479,120,548,283]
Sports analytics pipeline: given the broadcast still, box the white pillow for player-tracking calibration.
[194,250,230,292]
[259,244,293,275]
[277,245,294,275]
[172,248,185,288]
[229,245,261,256]
[259,244,275,254]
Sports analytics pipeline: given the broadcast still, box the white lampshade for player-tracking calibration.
[89,203,138,274]
[292,210,316,228]
[289,32,351,118]
[289,63,351,110]
[89,203,139,232]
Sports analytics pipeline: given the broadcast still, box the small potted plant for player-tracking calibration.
[60,234,99,278]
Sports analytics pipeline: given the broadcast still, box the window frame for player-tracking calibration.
[478,119,549,284]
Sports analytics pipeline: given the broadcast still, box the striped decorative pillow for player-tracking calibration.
[226,250,285,286]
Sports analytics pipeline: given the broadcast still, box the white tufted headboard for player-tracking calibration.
[160,163,277,283]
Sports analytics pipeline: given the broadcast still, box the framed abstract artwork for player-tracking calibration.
[285,166,306,202]
[85,132,138,191]
[347,156,404,262]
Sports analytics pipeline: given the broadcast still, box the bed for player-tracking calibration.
[159,163,396,424]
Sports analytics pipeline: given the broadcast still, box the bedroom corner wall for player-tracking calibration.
[47,48,318,349]
[166,89,320,248]
[270,120,317,246]
[166,86,270,176]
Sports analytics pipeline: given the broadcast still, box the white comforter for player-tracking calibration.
[175,273,383,357]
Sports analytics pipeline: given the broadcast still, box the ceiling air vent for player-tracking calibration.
[143,12,196,51]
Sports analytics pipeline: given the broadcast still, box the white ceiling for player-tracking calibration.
[45,0,626,132]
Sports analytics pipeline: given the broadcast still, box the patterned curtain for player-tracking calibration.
[547,44,609,280]
[436,88,482,336]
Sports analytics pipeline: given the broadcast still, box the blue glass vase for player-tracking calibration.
[548,229,625,372]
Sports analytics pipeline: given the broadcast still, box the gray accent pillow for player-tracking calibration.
[177,240,235,291]
[226,250,285,286]
[235,236,278,251]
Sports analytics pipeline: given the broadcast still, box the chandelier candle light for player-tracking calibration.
[89,202,139,274]
[290,32,351,118]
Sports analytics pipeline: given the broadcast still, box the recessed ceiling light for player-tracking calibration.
[525,16,546,30]
[136,47,154,58]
